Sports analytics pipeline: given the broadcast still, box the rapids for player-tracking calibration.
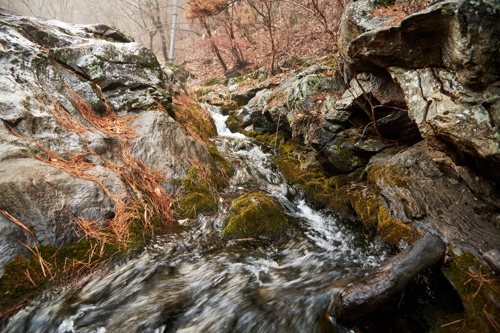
[3,105,391,333]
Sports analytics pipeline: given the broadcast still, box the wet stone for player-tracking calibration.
[482,249,500,274]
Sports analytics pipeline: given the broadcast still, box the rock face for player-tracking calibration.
[339,0,500,87]
[322,0,500,327]
[0,11,214,275]
[339,0,500,183]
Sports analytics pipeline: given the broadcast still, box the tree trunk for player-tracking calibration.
[202,20,228,72]
[154,0,168,62]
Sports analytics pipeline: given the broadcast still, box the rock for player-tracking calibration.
[482,249,500,274]
[316,135,369,174]
[389,67,500,173]
[221,192,287,239]
[372,109,422,143]
[129,111,212,180]
[365,141,500,256]
[339,0,500,87]
[0,11,215,275]
[0,159,115,276]
[331,234,446,322]
[286,74,346,129]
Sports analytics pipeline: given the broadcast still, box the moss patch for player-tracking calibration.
[348,186,416,247]
[222,192,287,239]
[366,163,409,189]
[439,252,500,332]
[251,132,359,213]
[225,114,242,133]
[203,77,220,86]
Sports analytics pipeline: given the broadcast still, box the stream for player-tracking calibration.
[3,105,393,333]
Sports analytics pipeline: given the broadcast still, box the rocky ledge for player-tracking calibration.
[0,9,218,277]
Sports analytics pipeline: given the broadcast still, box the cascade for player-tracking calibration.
[4,105,391,333]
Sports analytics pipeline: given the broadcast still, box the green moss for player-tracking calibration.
[225,114,242,133]
[439,252,500,332]
[221,101,241,114]
[348,187,416,247]
[441,7,454,15]
[208,144,234,181]
[221,192,287,239]
[398,195,413,220]
[203,77,220,86]
[176,192,217,219]
[367,163,409,189]
[174,148,232,220]
[377,206,415,246]
[250,133,360,213]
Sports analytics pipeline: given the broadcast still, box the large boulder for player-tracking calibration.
[364,141,500,257]
[0,11,214,275]
[339,0,500,87]
[338,0,500,182]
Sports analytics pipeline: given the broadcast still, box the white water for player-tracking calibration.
[4,106,391,333]
[204,104,246,139]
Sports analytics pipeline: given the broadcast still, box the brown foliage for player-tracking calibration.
[185,0,232,19]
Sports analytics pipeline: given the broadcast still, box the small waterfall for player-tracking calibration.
[203,104,246,139]
[4,105,392,333]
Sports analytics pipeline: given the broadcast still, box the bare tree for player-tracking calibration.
[246,0,279,74]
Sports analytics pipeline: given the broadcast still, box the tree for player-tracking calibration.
[245,0,279,74]
[185,0,233,71]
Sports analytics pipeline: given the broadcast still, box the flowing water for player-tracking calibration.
[4,105,392,333]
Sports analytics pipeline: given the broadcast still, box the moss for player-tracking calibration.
[225,114,242,133]
[438,252,500,332]
[173,94,218,142]
[250,133,360,213]
[441,7,454,15]
[203,77,220,86]
[348,187,416,247]
[174,149,232,220]
[398,195,413,220]
[176,192,217,219]
[377,206,415,245]
[221,101,241,114]
[221,192,287,239]
[366,163,409,189]
[208,144,234,181]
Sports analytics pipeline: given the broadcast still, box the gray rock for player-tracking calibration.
[331,234,446,322]
[367,141,500,256]
[389,67,500,162]
[483,249,500,274]
[130,111,213,179]
[340,0,500,87]
[0,12,215,275]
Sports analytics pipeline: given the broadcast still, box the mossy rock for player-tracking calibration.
[176,192,217,219]
[225,114,242,133]
[348,186,416,247]
[220,101,241,114]
[251,133,361,214]
[366,163,409,189]
[439,252,500,332]
[221,192,287,239]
